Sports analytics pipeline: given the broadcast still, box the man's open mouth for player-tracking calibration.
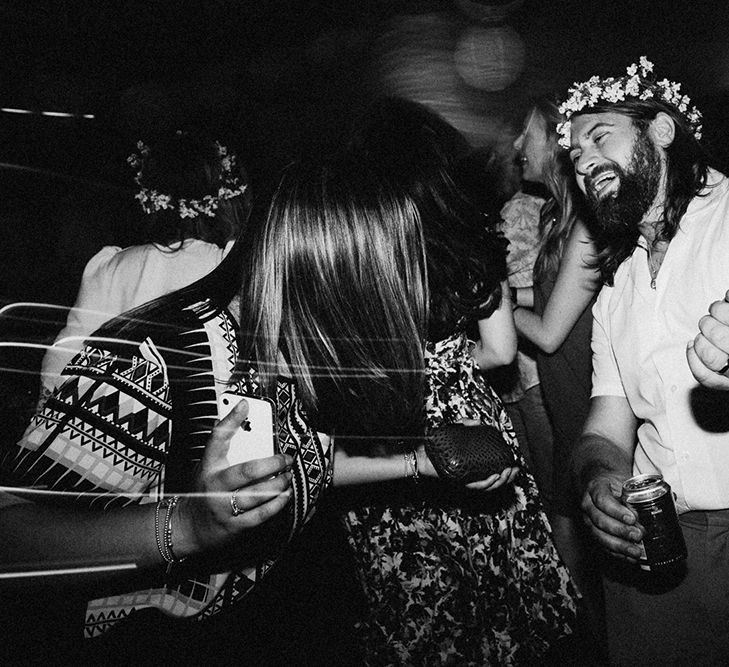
[590,170,618,199]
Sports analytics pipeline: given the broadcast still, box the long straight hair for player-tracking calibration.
[529,97,586,282]
[238,157,429,440]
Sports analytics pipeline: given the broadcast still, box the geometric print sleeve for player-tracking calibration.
[2,337,171,510]
[1,306,335,639]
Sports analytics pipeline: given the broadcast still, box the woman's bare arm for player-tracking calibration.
[514,221,599,354]
[0,401,293,585]
[470,280,517,370]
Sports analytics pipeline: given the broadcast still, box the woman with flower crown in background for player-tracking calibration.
[510,96,605,659]
[38,131,250,407]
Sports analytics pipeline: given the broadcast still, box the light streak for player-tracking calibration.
[0,486,312,502]
[1,107,95,120]
[0,563,137,579]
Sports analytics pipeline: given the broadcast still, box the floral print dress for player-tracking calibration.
[340,330,577,666]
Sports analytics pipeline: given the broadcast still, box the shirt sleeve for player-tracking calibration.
[10,337,172,509]
[40,246,123,392]
[590,287,626,398]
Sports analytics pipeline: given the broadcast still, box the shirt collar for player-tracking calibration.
[637,168,728,248]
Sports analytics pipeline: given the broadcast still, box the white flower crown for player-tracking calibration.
[556,56,703,150]
[127,140,247,219]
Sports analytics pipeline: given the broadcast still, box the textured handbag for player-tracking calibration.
[425,423,516,484]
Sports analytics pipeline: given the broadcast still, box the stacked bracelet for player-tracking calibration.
[403,450,420,483]
[154,495,186,575]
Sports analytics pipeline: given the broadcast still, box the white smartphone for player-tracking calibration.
[218,392,277,466]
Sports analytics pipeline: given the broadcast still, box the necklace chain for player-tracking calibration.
[646,239,667,289]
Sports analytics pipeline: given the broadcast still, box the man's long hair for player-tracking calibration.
[574,100,710,284]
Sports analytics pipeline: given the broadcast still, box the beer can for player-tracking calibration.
[621,473,687,572]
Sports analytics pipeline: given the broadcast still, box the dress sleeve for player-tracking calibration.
[39,246,123,393]
[499,193,543,288]
[8,337,172,509]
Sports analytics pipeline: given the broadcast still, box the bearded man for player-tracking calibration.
[563,58,729,664]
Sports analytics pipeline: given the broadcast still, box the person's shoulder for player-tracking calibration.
[82,245,123,274]
[684,168,729,220]
[83,243,160,277]
[114,242,166,261]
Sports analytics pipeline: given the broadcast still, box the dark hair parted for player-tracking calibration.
[573,99,711,284]
[349,96,508,342]
[238,157,429,439]
[137,132,250,248]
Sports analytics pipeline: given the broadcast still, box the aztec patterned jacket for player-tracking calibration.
[1,297,334,638]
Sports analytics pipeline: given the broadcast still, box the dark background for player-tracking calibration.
[1,2,729,661]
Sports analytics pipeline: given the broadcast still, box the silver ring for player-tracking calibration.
[718,358,729,376]
[230,488,244,516]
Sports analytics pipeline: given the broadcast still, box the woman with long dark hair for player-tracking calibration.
[334,97,578,665]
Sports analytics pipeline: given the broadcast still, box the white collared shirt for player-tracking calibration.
[591,169,729,512]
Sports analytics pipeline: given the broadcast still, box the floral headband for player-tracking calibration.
[127,140,247,219]
[556,56,703,150]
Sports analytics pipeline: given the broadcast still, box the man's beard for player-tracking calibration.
[585,130,662,239]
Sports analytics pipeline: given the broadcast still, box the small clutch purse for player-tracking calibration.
[425,423,516,484]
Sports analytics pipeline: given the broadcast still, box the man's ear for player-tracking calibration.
[649,111,676,148]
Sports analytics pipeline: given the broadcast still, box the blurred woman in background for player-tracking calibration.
[511,96,604,655]
[335,97,577,665]
[38,131,250,405]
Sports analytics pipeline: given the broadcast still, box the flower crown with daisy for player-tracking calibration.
[556,56,703,150]
[127,139,248,219]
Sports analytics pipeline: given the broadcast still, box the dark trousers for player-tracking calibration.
[603,509,729,666]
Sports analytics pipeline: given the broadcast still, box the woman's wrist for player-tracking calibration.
[163,495,198,561]
[154,495,188,573]
[403,450,419,483]
[415,443,436,479]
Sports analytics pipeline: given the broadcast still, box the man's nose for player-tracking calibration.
[513,133,523,151]
[575,149,597,177]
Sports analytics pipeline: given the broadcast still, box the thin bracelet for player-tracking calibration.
[154,499,173,568]
[155,496,186,574]
[164,496,185,569]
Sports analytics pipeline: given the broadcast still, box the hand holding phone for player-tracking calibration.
[218,392,277,466]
